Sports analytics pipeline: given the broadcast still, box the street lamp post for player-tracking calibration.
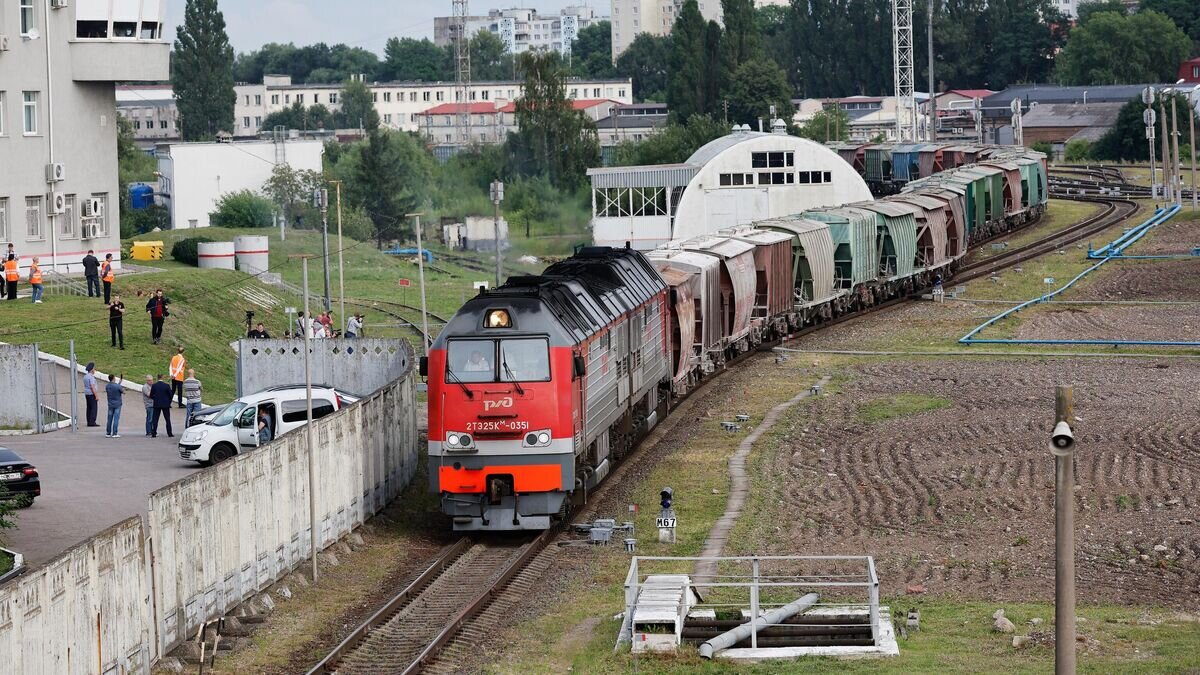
[1144,87,1158,201]
[313,188,332,312]
[330,181,346,330]
[406,213,431,353]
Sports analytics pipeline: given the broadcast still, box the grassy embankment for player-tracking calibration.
[486,354,1200,673]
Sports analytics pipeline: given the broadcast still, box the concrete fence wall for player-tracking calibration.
[0,517,152,674]
[0,371,419,670]
[237,339,413,398]
[0,345,39,430]
[148,373,418,656]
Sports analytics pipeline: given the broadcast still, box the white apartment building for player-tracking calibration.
[433,6,604,56]
[610,0,722,61]
[231,74,633,138]
[0,0,169,273]
[116,85,179,146]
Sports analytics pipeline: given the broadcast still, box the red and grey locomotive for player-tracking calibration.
[424,247,670,531]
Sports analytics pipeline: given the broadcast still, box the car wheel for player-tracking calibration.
[210,444,236,464]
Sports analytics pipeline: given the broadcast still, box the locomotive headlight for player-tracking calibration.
[445,432,474,450]
[522,429,552,448]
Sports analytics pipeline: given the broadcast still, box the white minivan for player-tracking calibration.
[178,385,355,465]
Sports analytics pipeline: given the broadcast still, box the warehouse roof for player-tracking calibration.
[1019,102,1123,129]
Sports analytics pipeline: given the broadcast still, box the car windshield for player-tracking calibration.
[211,401,248,426]
[447,338,551,383]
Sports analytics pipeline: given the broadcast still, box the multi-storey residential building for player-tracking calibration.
[230,75,633,138]
[610,0,722,61]
[433,6,604,56]
[417,98,619,146]
[0,0,169,273]
[116,85,179,147]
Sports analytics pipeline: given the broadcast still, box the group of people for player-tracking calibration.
[293,310,365,339]
[85,249,174,349]
[82,347,203,438]
[3,243,46,303]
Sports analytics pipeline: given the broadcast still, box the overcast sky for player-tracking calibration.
[164,0,606,54]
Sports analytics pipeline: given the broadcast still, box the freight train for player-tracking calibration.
[422,143,1049,531]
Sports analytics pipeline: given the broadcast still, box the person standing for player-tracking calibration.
[141,375,155,437]
[150,374,174,438]
[83,362,100,427]
[183,369,202,427]
[247,322,271,339]
[146,289,170,344]
[100,253,115,304]
[104,374,124,438]
[345,313,363,338]
[108,293,126,350]
[28,257,43,304]
[82,249,100,299]
[169,347,187,408]
[3,254,17,301]
[318,311,334,337]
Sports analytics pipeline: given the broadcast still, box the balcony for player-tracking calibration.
[70,40,170,82]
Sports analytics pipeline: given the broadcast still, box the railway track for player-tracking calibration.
[307,193,1137,674]
[343,297,450,346]
[307,533,551,675]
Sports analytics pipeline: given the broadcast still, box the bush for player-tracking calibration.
[171,237,215,266]
[1064,140,1093,162]
[1030,141,1053,156]
[209,190,275,229]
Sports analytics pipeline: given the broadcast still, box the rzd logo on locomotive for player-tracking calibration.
[483,397,514,411]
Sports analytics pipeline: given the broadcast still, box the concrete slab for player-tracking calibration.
[1,406,199,568]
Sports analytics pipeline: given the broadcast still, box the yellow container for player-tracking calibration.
[131,241,164,261]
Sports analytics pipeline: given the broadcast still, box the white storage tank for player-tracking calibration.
[197,241,236,270]
[234,235,270,274]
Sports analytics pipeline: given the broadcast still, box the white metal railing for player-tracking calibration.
[620,555,881,653]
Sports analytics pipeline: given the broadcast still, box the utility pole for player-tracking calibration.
[331,181,346,330]
[1191,86,1198,211]
[490,180,504,289]
[891,0,917,141]
[313,188,332,312]
[927,0,936,142]
[1171,89,1182,206]
[407,213,431,353]
[1051,385,1076,675]
[293,255,319,582]
[1160,94,1172,204]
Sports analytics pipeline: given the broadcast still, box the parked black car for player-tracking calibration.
[0,447,40,507]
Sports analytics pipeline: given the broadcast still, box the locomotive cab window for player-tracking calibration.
[447,338,551,383]
[500,338,551,382]
[448,339,496,383]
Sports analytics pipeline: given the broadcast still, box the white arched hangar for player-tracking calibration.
[588,128,873,250]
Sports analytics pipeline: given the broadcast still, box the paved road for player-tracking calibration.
[2,403,199,568]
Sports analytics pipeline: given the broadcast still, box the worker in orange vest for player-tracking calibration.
[100,253,115,304]
[3,254,18,301]
[29,257,44,304]
[169,347,188,409]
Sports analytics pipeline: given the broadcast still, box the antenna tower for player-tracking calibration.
[892,0,918,142]
[453,0,472,145]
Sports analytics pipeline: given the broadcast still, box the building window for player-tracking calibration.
[384,92,392,102]
[313,94,320,103]
[0,199,7,242]
[271,95,279,105]
[0,92,5,135]
[423,91,431,102]
[77,20,108,38]
[255,116,262,127]
[134,120,142,130]
[255,95,262,105]
[92,194,109,236]
[481,90,489,100]
[25,196,43,241]
[20,0,36,35]
[751,151,794,169]
[140,21,159,39]
[619,89,626,98]
[436,91,443,101]
[372,92,378,102]
[297,94,304,104]
[243,117,250,128]
[329,93,338,104]
[410,92,417,102]
[22,92,38,135]
[245,95,250,106]
[62,195,77,238]
[383,113,392,124]
[285,94,290,104]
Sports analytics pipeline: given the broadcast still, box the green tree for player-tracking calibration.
[117,116,166,236]
[380,37,451,81]
[614,114,730,166]
[1139,0,1200,52]
[979,0,1064,88]
[569,21,618,78]
[336,79,380,131]
[720,0,760,80]
[173,0,236,140]
[1092,94,1196,161]
[262,164,324,227]
[1056,10,1191,85]
[724,60,794,128]
[668,1,713,121]
[209,190,275,228]
[343,131,430,247]
[470,29,515,81]
[616,34,671,102]
[793,106,852,142]
[1064,139,1093,162]
[509,52,601,188]
[261,102,335,132]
